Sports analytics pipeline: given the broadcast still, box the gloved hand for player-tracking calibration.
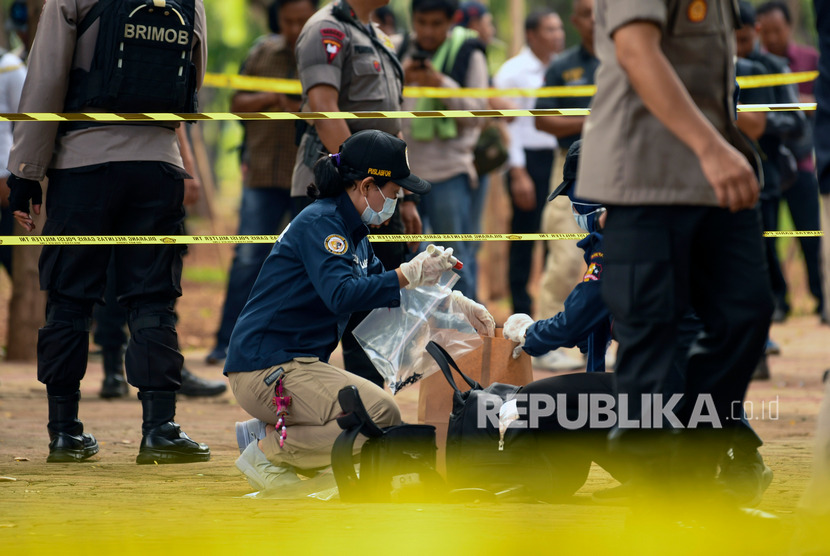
[503,313,534,359]
[451,290,495,336]
[7,174,42,214]
[399,245,456,289]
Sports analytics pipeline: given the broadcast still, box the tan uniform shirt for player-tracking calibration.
[8,0,207,179]
[290,0,403,196]
[238,35,298,189]
[578,0,755,206]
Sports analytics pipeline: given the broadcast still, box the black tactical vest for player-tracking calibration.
[64,0,197,114]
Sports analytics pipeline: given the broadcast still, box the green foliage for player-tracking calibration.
[201,0,270,197]
[183,265,229,284]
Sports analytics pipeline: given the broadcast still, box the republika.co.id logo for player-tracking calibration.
[477,393,775,431]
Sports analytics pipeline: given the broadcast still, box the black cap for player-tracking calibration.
[738,1,756,26]
[547,140,582,202]
[339,130,431,195]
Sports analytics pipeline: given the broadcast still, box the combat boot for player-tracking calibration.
[99,347,129,398]
[47,391,99,463]
[136,390,210,464]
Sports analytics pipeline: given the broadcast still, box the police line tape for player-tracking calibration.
[0,231,822,246]
[0,103,816,123]
[202,70,819,98]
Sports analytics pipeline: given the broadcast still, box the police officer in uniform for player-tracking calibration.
[228,130,494,491]
[6,0,210,464]
[580,0,773,508]
[292,0,422,387]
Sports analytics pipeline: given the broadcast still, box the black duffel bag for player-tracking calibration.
[425,341,547,496]
[331,386,444,502]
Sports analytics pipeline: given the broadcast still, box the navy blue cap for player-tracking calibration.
[547,140,603,209]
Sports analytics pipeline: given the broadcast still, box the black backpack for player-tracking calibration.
[64,0,197,114]
[331,386,444,502]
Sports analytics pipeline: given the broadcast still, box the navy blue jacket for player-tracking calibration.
[522,232,611,372]
[223,192,401,374]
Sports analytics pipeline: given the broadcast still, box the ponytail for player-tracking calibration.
[307,154,352,199]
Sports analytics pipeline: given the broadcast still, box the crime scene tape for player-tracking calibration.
[202,70,818,98]
[0,231,822,246]
[0,103,816,123]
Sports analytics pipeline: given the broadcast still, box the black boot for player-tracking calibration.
[100,347,129,399]
[178,367,227,397]
[136,391,210,464]
[47,392,99,463]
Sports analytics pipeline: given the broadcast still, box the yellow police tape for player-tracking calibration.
[0,103,816,123]
[203,70,818,98]
[0,231,822,246]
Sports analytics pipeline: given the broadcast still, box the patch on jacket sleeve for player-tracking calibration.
[583,262,602,282]
[325,234,348,254]
[321,28,345,64]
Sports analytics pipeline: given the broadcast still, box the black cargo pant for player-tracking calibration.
[600,205,773,468]
[507,148,554,315]
[38,161,188,393]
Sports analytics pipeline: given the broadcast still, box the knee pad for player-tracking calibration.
[38,303,93,386]
[127,302,177,334]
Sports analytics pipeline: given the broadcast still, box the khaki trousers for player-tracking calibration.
[229,357,401,469]
[536,149,586,318]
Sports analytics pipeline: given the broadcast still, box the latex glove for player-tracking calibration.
[399,245,456,289]
[504,313,534,359]
[451,290,495,336]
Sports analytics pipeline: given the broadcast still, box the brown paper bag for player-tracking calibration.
[417,329,533,472]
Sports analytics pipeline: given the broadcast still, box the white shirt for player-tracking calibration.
[0,52,26,179]
[493,46,557,169]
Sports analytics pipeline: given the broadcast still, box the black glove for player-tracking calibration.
[7,174,42,213]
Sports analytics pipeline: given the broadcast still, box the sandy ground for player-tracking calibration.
[1,312,828,554]
[1,209,829,553]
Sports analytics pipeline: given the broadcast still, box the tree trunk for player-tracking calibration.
[6,0,47,361]
[509,0,524,58]
[6,185,47,361]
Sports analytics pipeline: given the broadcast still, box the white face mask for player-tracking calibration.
[571,202,606,233]
[361,184,397,225]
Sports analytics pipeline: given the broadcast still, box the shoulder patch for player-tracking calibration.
[325,234,349,254]
[583,262,602,282]
[321,28,345,64]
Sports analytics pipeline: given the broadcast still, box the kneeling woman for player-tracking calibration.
[224,130,493,491]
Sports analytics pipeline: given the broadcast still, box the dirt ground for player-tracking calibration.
[1,315,828,553]
[1,208,829,553]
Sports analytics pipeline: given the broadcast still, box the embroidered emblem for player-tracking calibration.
[583,262,602,282]
[325,234,348,254]
[562,67,584,84]
[373,59,381,72]
[687,0,707,22]
[321,28,345,64]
